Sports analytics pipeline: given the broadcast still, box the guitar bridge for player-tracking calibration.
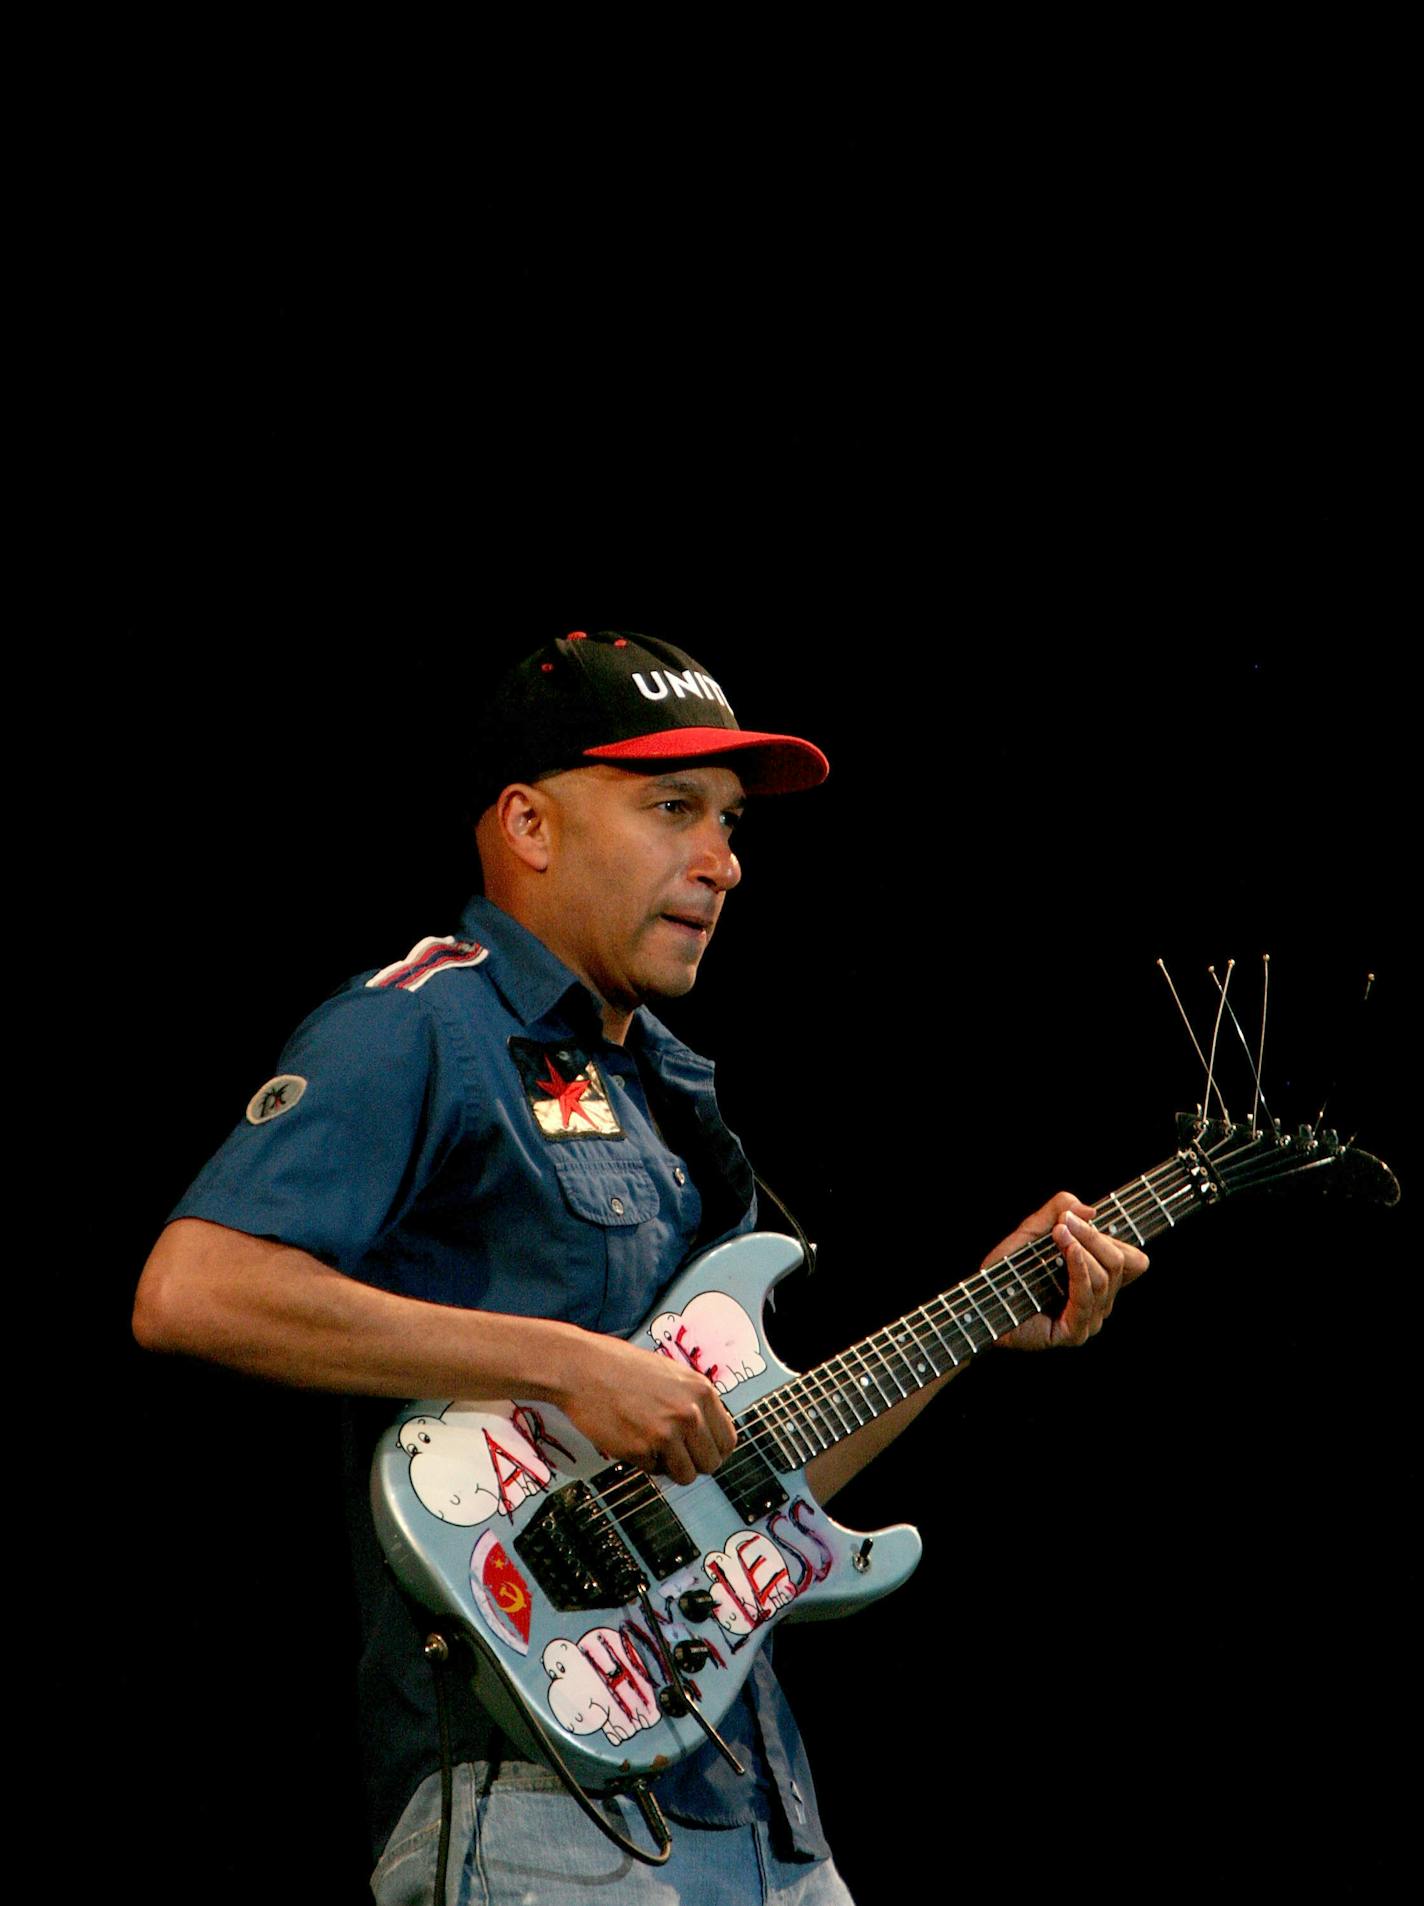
[515,1465,697,1612]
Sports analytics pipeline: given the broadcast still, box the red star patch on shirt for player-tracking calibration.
[535,1054,593,1128]
[507,1039,624,1142]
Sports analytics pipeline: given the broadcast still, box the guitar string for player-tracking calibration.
[559,1146,1227,1531]
[590,1182,1225,1523]
[737,1123,1296,1463]
[582,1125,1341,1535]
[745,1124,1319,1469]
[550,1143,1235,1536]
[549,1126,1322,1538]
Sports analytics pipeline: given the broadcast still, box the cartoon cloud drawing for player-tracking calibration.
[704,1529,799,1636]
[399,1401,552,1527]
[649,1290,766,1395]
[543,1630,661,1744]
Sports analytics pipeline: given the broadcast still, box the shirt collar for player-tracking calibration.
[457,895,603,1037]
[456,895,715,1081]
[626,1003,714,1088]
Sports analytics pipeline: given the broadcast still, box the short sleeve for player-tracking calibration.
[171,984,460,1272]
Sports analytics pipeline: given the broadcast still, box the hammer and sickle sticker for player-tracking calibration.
[469,1530,534,1653]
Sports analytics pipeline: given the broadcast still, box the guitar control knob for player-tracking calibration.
[677,1589,716,1622]
[673,1639,711,1672]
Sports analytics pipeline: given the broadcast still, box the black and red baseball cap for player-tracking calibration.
[472,630,829,808]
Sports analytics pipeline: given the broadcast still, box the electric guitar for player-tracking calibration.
[370,1114,1397,1804]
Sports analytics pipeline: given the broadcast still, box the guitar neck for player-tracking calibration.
[735,1149,1210,1474]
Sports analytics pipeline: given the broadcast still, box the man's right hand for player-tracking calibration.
[552,1331,738,1486]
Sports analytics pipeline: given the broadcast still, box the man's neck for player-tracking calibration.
[600,1001,634,1046]
[475,886,638,1046]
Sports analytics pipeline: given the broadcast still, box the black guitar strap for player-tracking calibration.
[752,1170,818,1279]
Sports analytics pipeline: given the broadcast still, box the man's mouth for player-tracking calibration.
[661,911,714,938]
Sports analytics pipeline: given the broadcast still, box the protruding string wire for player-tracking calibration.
[1157,959,1229,1119]
[1203,958,1234,1126]
[1210,957,1277,1137]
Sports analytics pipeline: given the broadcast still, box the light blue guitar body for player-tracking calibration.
[370,1230,923,1792]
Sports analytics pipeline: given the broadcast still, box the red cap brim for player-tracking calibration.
[583,727,829,795]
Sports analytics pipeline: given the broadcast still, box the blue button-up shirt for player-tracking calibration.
[174,896,828,1861]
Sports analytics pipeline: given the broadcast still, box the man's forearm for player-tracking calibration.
[134,1217,594,1400]
[804,1368,962,1504]
[133,1218,738,1483]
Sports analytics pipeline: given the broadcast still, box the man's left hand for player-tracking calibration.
[986,1191,1149,1351]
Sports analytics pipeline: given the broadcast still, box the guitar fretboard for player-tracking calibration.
[731,1149,1209,1477]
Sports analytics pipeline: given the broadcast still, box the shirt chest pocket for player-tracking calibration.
[547,1146,661,1229]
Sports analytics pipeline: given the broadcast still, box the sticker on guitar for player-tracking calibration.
[648,1290,765,1393]
[544,1630,662,1743]
[399,1401,574,1527]
[469,1530,535,1655]
[705,1503,836,1640]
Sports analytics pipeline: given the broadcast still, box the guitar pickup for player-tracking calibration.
[594,1461,699,1578]
[717,1448,788,1524]
[515,1467,698,1611]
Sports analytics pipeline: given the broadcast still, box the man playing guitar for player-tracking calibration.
[134,630,1145,1904]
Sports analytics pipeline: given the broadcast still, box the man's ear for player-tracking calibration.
[492,782,554,873]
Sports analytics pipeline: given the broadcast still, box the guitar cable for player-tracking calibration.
[423,1633,455,1904]
[422,1624,674,1882]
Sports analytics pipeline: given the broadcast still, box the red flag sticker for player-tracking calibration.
[469,1530,534,1654]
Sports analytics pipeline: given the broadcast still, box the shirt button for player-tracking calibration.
[609,1195,625,1216]
[673,1168,686,1186]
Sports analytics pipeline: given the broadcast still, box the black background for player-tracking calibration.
[85,94,1413,1904]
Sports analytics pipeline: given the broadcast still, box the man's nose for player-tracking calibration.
[692,832,742,892]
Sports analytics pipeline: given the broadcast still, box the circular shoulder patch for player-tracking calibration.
[246,1075,308,1125]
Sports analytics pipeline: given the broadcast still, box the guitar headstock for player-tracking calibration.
[1174,1114,1401,1208]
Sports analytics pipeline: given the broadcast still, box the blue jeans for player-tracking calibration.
[371,1761,856,1905]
